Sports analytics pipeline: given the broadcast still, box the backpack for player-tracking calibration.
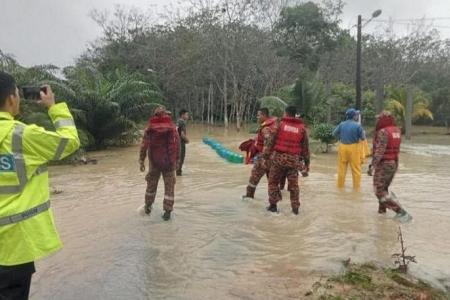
[147,117,179,171]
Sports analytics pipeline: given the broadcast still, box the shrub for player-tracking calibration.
[311,123,335,152]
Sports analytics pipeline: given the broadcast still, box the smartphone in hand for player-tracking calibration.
[20,86,48,100]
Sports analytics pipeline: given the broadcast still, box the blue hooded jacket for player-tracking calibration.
[333,109,365,144]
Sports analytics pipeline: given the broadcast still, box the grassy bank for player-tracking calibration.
[305,263,449,300]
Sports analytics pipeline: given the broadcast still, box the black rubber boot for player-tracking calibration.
[144,205,152,215]
[266,204,277,213]
[162,210,171,221]
[292,207,299,215]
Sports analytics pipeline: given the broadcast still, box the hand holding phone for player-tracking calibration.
[21,86,46,100]
[21,85,54,108]
[38,85,55,108]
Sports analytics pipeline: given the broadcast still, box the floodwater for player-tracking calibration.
[30,125,450,299]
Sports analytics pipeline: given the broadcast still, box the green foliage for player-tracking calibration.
[274,2,341,70]
[292,79,377,126]
[4,0,450,148]
[293,72,325,119]
[385,86,434,128]
[61,65,164,148]
[273,84,296,105]
[77,129,95,149]
[1,52,164,150]
[362,90,376,125]
[341,271,375,291]
[311,123,335,152]
[258,96,287,117]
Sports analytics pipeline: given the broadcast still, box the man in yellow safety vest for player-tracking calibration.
[0,72,80,299]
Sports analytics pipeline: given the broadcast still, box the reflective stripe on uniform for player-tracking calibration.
[13,125,27,187]
[0,200,50,226]
[0,125,48,194]
[164,195,174,201]
[54,119,75,129]
[53,138,69,160]
[0,125,26,194]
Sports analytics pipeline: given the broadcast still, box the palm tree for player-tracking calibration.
[0,50,21,73]
[385,86,433,130]
[2,55,164,149]
[258,96,288,117]
[62,66,165,148]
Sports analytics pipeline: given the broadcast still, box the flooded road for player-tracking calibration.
[30,126,450,299]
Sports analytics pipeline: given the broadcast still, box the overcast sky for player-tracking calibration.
[1,0,450,68]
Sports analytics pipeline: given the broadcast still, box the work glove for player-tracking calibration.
[139,160,145,172]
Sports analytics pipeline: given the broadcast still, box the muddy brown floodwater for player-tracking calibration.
[30,125,450,299]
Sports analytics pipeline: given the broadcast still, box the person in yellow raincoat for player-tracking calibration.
[0,72,80,299]
[333,108,366,189]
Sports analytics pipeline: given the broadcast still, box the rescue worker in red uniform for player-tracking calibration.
[266,106,310,214]
[279,113,308,191]
[139,106,180,221]
[242,108,277,200]
[368,111,412,222]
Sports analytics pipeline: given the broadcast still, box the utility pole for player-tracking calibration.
[355,10,382,112]
[356,15,362,111]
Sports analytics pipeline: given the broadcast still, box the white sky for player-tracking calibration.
[1,0,450,68]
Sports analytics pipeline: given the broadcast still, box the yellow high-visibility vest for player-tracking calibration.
[0,103,80,265]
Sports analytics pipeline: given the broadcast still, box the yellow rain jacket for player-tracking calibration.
[0,103,80,266]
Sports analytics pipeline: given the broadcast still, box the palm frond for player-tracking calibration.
[412,104,433,120]
[259,96,288,117]
[385,99,405,116]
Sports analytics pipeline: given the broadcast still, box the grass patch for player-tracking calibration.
[341,271,375,291]
[310,263,450,299]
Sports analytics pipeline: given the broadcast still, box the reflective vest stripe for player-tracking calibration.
[54,119,75,129]
[0,125,48,194]
[0,184,22,194]
[53,138,69,160]
[0,125,27,194]
[0,200,50,226]
[12,125,27,188]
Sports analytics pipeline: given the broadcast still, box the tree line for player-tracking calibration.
[1,0,450,150]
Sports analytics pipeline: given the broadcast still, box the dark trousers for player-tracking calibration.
[177,142,186,175]
[0,262,35,300]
